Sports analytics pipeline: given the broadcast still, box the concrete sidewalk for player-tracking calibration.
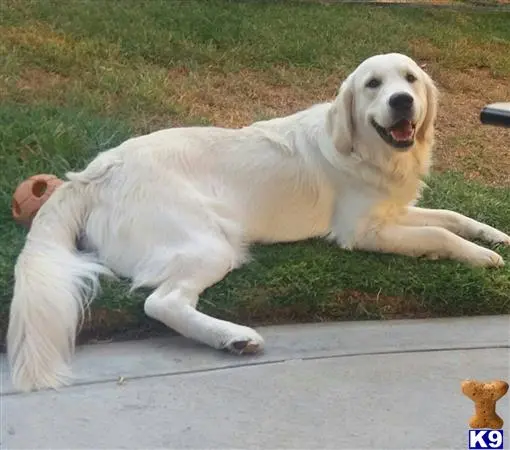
[1,316,509,449]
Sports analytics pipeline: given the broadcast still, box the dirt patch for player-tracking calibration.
[210,285,431,326]
[75,309,170,346]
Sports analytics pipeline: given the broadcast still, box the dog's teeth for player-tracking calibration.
[390,129,412,141]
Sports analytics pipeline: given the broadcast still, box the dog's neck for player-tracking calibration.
[251,103,432,196]
[315,109,432,208]
[352,138,431,182]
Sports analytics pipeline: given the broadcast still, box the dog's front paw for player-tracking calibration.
[466,246,504,268]
[495,232,510,246]
[479,226,510,246]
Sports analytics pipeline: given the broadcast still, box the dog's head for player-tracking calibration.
[326,53,438,155]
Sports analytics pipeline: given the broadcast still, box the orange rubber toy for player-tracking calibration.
[12,174,64,228]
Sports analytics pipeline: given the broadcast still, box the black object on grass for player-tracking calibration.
[480,103,510,128]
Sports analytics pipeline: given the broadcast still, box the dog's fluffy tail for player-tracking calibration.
[7,181,109,392]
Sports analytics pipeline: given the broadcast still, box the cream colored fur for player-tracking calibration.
[7,53,510,392]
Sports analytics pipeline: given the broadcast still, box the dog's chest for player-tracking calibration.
[244,174,335,243]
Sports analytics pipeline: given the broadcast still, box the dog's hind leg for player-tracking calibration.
[142,239,264,355]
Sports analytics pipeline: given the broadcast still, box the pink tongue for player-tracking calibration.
[390,122,413,141]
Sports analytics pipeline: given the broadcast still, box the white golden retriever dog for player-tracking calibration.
[8,53,510,392]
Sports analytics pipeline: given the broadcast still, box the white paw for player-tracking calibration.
[478,226,510,246]
[222,327,264,355]
[465,246,505,268]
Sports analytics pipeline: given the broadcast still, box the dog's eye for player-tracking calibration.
[406,73,417,83]
[366,78,381,89]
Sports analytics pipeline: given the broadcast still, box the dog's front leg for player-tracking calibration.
[355,223,504,267]
[400,206,510,245]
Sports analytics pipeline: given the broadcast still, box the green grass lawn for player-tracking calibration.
[1,0,509,344]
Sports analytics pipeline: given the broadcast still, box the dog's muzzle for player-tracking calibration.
[371,93,417,150]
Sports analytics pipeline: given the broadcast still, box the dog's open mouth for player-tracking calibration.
[371,118,416,149]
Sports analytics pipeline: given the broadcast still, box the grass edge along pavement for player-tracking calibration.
[0,1,509,347]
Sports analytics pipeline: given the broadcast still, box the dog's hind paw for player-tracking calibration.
[223,331,264,355]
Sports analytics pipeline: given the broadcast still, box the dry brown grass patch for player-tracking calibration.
[408,39,510,185]
[1,23,68,51]
[424,67,510,186]
[165,66,341,128]
[372,0,509,3]
[16,67,69,94]
[375,0,459,3]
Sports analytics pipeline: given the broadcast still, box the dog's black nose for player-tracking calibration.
[389,93,414,110]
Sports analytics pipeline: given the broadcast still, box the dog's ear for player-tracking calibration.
[326,75,355,155]
[416,70,438,145]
